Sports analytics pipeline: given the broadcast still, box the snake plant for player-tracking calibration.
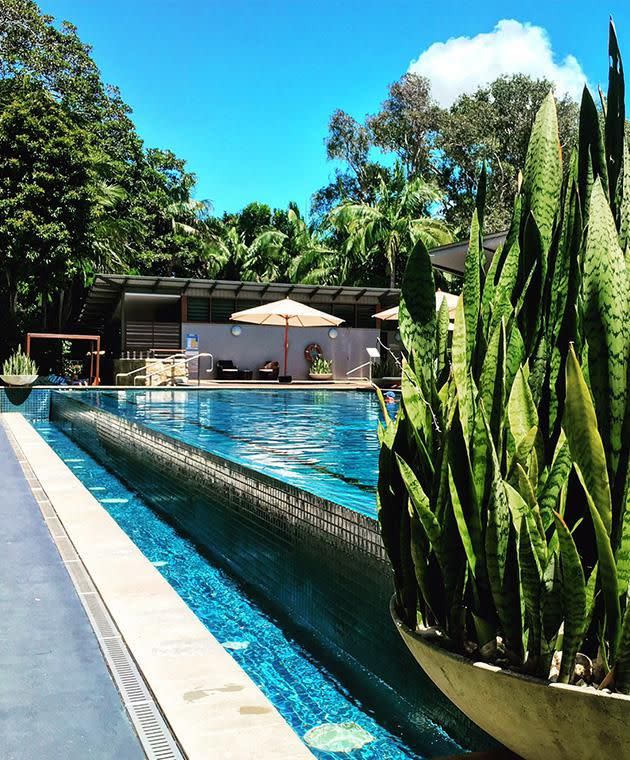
[2,347,38,376]
[378,20,630,692]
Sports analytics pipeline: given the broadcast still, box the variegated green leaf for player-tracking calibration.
[564,345,613,534]
[508,367,538,447]
[399,238,436,392]
[463,209,482,364]
[575,464,621,658]
[522,91,562,252]
[582,178,630,474]
[553,511,587,682]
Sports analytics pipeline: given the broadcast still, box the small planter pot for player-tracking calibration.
[390,597,630,760]
[309,373,333,381]
[0,374,38,387]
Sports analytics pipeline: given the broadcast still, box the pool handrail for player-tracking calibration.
[116,352,213,387]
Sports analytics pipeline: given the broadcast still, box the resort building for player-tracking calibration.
[75,236,507,383]
[77,275,400,381]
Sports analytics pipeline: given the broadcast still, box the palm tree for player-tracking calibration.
[206,224,288,281]
[285,205,337,284]
[328,164,452,288]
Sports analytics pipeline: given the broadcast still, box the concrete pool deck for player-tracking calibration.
[2,413,313,760]
[0,421,144,760]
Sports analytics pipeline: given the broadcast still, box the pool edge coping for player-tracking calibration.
[2,412,314,760]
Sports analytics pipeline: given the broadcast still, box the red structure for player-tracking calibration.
[26,333,102,385]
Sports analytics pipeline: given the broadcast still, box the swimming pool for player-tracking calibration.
[35,421,463,759]
[59,389,394,515]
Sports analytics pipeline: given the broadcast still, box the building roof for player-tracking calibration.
[77,275,400,331]
[430,230,507,275]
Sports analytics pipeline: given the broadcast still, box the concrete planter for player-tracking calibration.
[391,597,630,760]
[0,374,38,387]
[309,372,333,381]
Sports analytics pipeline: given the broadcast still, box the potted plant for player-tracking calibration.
[1,347,39,387]
[309,356,333,381]
[377,21,630,760]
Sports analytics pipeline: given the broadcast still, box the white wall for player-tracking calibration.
[182,323,380,380]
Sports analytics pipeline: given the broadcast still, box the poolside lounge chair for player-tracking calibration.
[216,360,240,380]
[258,361,279,381]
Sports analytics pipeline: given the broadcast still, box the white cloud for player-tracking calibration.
[408,19,587,107]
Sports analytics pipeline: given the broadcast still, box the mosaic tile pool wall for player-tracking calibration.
[50,391,484,747]
[0,387,50,421]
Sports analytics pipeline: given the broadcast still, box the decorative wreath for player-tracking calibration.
[304,342,323,364]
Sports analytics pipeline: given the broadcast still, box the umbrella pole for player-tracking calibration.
[283,318,289,377]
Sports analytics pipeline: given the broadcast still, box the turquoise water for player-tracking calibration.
[35,422,462,759]
[59,389,396,516]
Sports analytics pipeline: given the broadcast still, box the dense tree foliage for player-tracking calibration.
[0,1,588,361]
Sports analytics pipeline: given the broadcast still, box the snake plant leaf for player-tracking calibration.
[399,238,436,393]
[522,91,563,253]
[401,359,430,439]
[615,595,630,694]
[582,178,630,474]
[578,86,609,208]
[584,564,599,636]
[492,237,520,332]
[553,511,587,683]
[575,463,621,659]
[448,465,477,578]
[505,321,526,396]
[436,296,450,386]
[463,209,482,364]
[542,552,564,648]
[606,19,625,212]
[616,486,630,597]
[479,319,506,443]
[508,367,538,447]
[538,433,572,526]
[507,426,538,484]
[618,139,630,251]
[452,296,474,442]
[396,454,439,540]
[564,345,613,534]
[485,426,523,651]
[517,509,543,661]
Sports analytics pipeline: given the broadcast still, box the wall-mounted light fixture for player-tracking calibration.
[328,327,338,340]
[231,325,242,337]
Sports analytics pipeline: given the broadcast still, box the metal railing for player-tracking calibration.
[115,352,213,387]
[346,346,382,383]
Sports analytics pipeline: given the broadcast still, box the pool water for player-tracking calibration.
[35,422,462,759]
[61,389,396,516]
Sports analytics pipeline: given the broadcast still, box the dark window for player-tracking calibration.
[211,298,236,323]
[332,303,356,327]
[356,304,375,328]
[187,297,210,322]
[234,299,261,312]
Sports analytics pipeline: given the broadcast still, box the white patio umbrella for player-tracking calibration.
[373,290,459,321]
[230,297,344,378]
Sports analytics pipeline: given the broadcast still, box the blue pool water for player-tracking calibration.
[35,422,461,759]
[59,389,395,516]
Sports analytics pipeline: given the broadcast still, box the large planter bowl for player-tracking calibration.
[0,374,38,387]
[309,372,333,381]
[391,597,630,760]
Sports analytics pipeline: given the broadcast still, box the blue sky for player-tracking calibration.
[40,1,630,216]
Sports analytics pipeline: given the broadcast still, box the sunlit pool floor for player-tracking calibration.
[35,422,463,760]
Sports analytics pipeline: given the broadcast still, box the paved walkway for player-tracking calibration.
[0,425,144,760]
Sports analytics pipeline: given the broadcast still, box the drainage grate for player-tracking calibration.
[3,422,184,760]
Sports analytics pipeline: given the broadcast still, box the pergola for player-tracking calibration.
[26,333,102,385]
